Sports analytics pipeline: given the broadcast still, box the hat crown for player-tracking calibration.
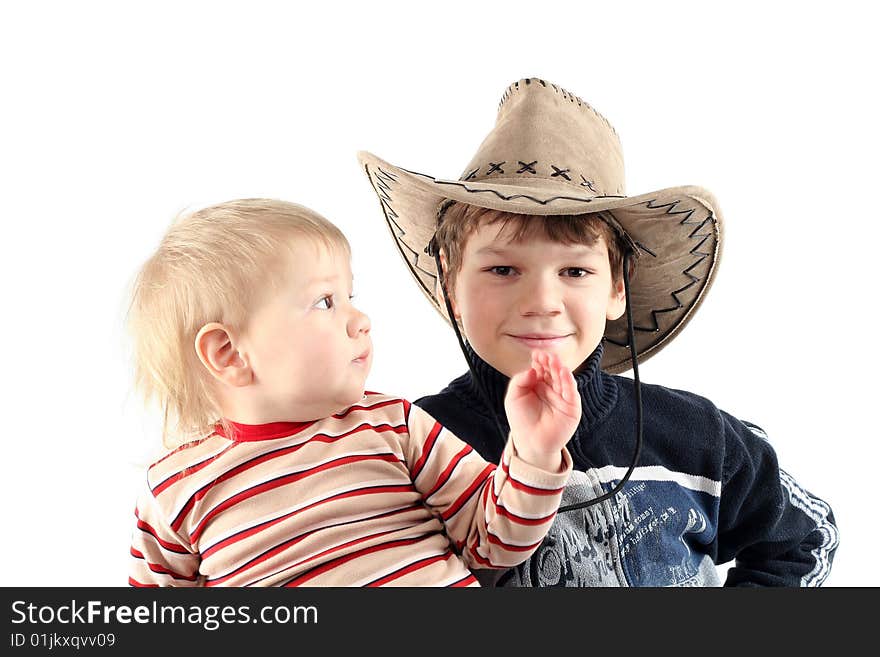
[460,78,625,197]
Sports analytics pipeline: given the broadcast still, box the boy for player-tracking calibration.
[358,77,838,586]
[127,198,576,587]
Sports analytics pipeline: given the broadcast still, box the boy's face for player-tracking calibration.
[239,241,373,421]
[449,220,626,378]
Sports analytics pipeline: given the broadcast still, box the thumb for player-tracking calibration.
[507,366,537,397]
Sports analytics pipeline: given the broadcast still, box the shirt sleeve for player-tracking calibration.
[129,479,203,587]
[401,399,573,571]
[716,414,839,587]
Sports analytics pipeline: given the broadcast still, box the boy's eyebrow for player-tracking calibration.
[474,244,605,257]
[474,246,510,256]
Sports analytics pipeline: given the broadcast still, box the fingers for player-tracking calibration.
[529,351,546,387]
[508,363,538,396]
[531,350,576,404]
[510,351,576,402]
[553,353,576,403]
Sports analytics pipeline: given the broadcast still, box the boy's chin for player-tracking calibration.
[485,351,533,378]
[490,347,593,378]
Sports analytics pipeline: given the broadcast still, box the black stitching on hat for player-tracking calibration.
[430,179,620,204]
[550,165,571,180]
[495,79,620,139]
[684,215,715,241]
[517,160,538,174]
[379,196,406,237]
[366,163,439,299]
[487,162,505,175]
[398,234,423,262]
[606,199,717,347]
[635,241,657,258]
[376,166,398,182]
[396,165,625,204]
[580,176,598,193]
[464,168,479,181]
[373,168,397,205]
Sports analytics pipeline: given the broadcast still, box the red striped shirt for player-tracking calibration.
[129,393,571,587]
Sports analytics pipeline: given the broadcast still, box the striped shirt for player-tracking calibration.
[129,393,572,587]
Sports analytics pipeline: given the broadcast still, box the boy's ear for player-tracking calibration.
[606,276,627,321]
[194,322,252,387]
[437,250,461,319]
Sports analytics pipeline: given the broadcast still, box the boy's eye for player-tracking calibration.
[314,295,334,310]
[562,267,591,278]
[488,266,515,277]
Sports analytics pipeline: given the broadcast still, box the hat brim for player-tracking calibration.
[358,150,723,375]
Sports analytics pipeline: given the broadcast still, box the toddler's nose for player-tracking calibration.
[348,307,371,337]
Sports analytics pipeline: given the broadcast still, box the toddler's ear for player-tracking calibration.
[194,322,252,386]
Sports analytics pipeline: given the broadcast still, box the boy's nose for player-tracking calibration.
[347,307,371,337]
[519,276,563,316]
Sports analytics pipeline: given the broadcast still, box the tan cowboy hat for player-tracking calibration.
[358,77,723,374]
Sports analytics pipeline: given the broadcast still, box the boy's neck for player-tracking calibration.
[462,341,616,431]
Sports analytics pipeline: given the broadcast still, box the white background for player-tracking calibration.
[1,1,876,587]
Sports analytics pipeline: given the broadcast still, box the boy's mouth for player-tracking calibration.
[507,333,573,348]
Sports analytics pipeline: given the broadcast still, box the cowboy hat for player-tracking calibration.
[358,77,722,374]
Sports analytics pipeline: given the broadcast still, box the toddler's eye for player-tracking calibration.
[489,266,514,276]
[562,267,590,278]
[314,295,334,310]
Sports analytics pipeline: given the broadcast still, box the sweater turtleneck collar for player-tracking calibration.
[460,340,618,438]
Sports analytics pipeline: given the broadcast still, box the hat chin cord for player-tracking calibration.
[431,248,643,513]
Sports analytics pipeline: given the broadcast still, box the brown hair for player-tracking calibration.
[433,202,631,291]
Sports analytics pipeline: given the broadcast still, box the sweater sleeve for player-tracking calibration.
[716,414,838,586]
[402,400,572,571]
[129,479,203,587]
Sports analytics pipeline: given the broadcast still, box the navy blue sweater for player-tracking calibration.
[416,343,838,586]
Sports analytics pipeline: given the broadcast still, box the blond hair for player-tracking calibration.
[127,198,349,448]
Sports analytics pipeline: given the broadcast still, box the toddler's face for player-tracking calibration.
[239,241,372,421]
[450,221,625,377]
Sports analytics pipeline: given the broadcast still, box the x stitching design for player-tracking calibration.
[550,165,571,180]
[580,176,597,193]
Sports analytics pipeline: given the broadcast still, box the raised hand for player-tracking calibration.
[504,350,581,472]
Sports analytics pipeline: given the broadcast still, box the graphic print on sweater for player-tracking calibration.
[497,469,723,587]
